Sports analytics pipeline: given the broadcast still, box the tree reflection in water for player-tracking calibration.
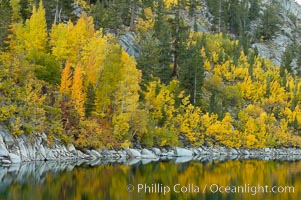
[0,159,300,200]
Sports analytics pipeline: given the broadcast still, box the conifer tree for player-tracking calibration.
[10,0,22,22]
[257,3,281,40]
[169,1,190,80]
[281,45,294,75]
[85,83,96,117]
[154,0,172,84]
[179,36,204,105]
[90,0,105,30]
[209,90,218,115]
[249,0,260,21]
[0,0,11,48]
[136,33,161,86]
[297,45,301,76]
[248,51,255,79]
[206,0,222,32]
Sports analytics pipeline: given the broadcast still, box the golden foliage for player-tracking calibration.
[136,7,155,34]
[71,65,86,119]
[24,1,47,52]
[60,62,73,96]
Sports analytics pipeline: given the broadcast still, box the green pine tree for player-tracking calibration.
[179,36,204,106]
[256,3,281,40]
[154,0,172,84]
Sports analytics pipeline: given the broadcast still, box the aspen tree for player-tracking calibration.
[72,65,86,119]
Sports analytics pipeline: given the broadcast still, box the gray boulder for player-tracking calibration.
[229,148,239,155]
[77,150,90,159]
[125,148,141,158]
[0,129,15,147]
[141,149,157,159]
[9,153,21,163]
[242,149,250,155]
[90,150,101,158]
[67,144,76,153]
[0,143,9,157]
[175,147,193,157]
[151,148,161,156]
[1,159,11,164]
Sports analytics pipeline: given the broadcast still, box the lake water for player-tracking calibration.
[0,158,300,200]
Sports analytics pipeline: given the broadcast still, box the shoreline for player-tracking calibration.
[2,126,301,165]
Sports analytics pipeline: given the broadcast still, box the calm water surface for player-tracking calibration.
[0,159,300,200]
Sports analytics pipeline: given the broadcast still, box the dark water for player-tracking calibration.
[0,159,300,200]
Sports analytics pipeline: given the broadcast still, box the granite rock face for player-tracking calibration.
[0,126,91,164]
[118,32,140,58]
[252,0,301,69]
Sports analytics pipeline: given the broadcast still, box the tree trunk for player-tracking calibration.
[194,68,197,105]
[54,0,59,24]
[218,0,222,32]
[172,2,180,78]
[130,0,136,30]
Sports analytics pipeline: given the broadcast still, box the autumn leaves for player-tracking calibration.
[2,1,301,149]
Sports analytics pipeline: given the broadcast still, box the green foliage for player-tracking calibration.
[256,3,281,40]
[89,0,131,31]
[136,32,161,86]
[248,0,260,21]
[153,1,172,84]
[0,0,11,49]
[207,0,251,34]
[27,51,61,85]
[85,83,96,117]
[280,45,294,77]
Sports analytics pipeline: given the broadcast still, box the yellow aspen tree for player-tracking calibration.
[200,112,218,146]
[136,7,155,35]
[71,65,86,119]
[81,32,108,87]
[23,79,46,133]
[69,12,95,64]
[50,23,70,63]
[94,43,122,117]
[176,102,203,145]
[50,13,95,64]
[202,113,241,148]
[60,62,73,97]
[24,0,47,52]
[74,0,90,9]
[144,80,176,124]
[7,23,26,55]
[217,113,241,148]
[9,0,21,22]
[116,50,141,114]
[113,51,141,139]
[164,0,177,8]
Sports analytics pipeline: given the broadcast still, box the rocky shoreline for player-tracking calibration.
[2,126,301,165]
